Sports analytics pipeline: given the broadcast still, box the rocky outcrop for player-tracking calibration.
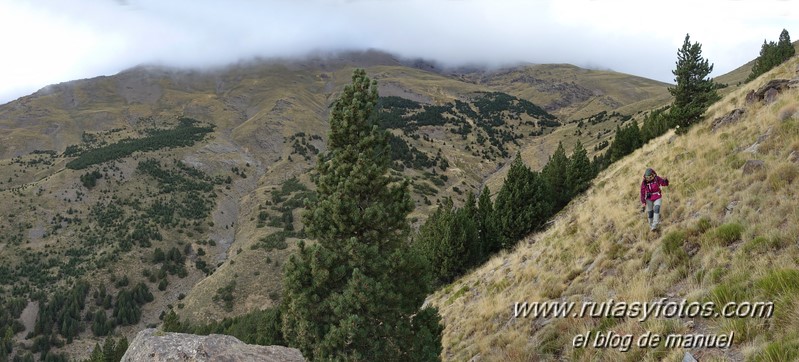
[741,160,765,175]
[121,328,305,362]
[746,79,793,105]
[711,108,745,132]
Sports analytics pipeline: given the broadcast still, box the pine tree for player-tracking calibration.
[669,34,719,134]
[777,29,795,61]
[609,122,643,162]
[1,325,12,357]
[640,107,670,142]
[92,310,110,337]
[494,154,552,246]
[566,140,592,196]
[281,69,442,361]
[748,29,796,82]
[162,310,181,332]
[414,197,479,284]
[415,199,461,284]
[748,40,779,82]
[101,338,116,362]
[113,337,128,362]
[541,142,570,210]
[461,192,483,266]
[476,186,500,256]
[88,343,105,362]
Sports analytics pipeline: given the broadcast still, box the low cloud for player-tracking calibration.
[1,0,796,104]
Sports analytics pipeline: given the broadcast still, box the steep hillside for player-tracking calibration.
[0,50,690,360]
[430,57,799,361]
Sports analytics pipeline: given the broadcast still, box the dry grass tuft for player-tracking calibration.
[778,103,798,122]
[767,162,799,190]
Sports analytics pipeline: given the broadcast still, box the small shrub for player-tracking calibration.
[750,338,799,362]
[743,235,787,254]
[213,281,237,312]
[696,217,713,234]
[606,242,625,261]
[767,163,799,190]
[756,269,799,299]
[661,230,689,269]
[540,278,564,299]
[704,222,744,246]
[707,280,750,307]
[777,103,798,122]
[259,231,292,251]
[725,154,746,170]
[445,285,470,306]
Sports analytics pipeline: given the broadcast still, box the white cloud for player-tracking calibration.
[1,0,797,104]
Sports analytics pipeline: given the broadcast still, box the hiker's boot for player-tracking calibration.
[651,213,660,231]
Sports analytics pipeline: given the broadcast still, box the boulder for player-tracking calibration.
[790,150,799,164]
[121,328,305,362]
[764,88,780,104]
[745,90,757,104]
[711,108,745,132]
[749,79,791,104]
[741,160,765,175]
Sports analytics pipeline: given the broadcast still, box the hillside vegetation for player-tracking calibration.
[430,57,799,361]
[0,52,675,360]
[457,63,673,121]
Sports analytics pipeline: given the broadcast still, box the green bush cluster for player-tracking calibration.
[65,119,213,170]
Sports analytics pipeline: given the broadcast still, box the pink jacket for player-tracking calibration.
[640,173,669,204]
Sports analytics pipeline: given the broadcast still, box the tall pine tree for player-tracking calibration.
[541,142,570,210]
[748,29,795,82]
[414,198,477,285]
[669,34,719,134]
[494,154,552,247]
[566,140,592,196]
[476,186,500,256]
[777,29,795,61]
[461,192,483,267]
[281,69,442,361]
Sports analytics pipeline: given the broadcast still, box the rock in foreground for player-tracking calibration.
[122,328,305,362]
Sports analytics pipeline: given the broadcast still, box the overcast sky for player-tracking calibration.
[1,0,797,105]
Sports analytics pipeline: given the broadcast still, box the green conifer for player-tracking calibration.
[669,34,719,134]
[494,154,552,246]
[476,186,500,255]
[281,69,442,361]
[542,142,570,209]
[566,140,592,196]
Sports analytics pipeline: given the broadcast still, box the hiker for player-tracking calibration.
[640,168,669,231]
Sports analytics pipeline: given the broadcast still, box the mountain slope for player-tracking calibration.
[0,50,696,359]
[455,63,672,121]
[429,57,799,361]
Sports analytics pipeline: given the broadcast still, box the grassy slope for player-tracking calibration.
[430,57,799,361]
